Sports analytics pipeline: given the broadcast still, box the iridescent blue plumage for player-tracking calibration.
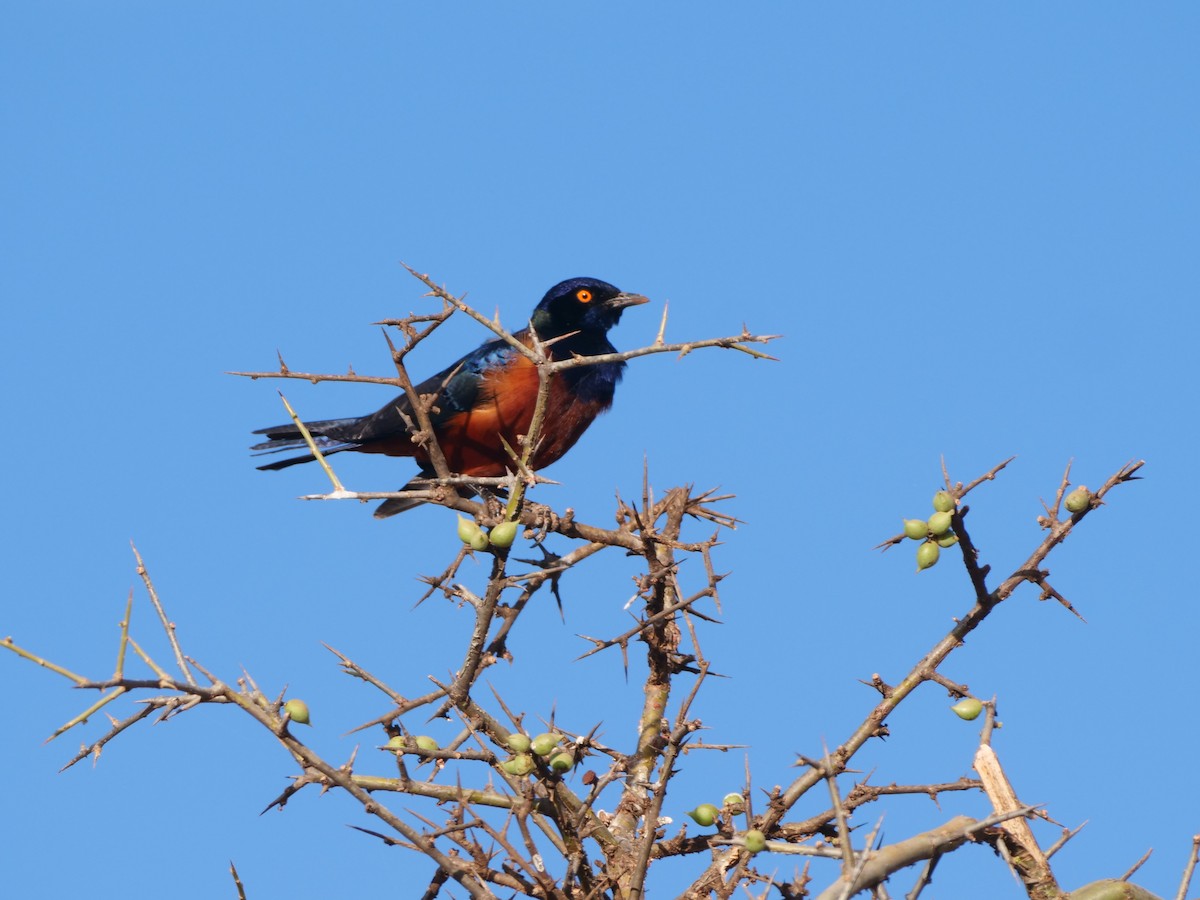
[252,277,648,516]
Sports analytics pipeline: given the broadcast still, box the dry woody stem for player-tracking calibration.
[3,268,1171,900]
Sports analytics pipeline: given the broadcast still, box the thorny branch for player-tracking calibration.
[1,450,1156,899]
[3,272,1172,899]
[684,458,1147,899]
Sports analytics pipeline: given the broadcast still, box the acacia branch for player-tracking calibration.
[813,807,1039,900]
[687,458,1144,896]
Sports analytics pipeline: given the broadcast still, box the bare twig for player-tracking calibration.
[1175,834,1200,900]
[1120,848,1153,881]
[131,543,195,686]
[278,390,346,492]
[813,808,1038,900]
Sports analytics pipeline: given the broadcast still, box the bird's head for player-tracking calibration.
[531,277,649,338]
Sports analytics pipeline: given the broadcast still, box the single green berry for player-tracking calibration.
[457,516,490,551]
[932,490,955,513]
[686,803,720,827]
[385,735,405,752]
[414,735,440,753]
[951,698,984,721]
[548,751,574,773]
[489,520,519,549]
[927,510,953,536]
[500,753,534,776]
[457,515,483,544]
[283,699,311,725]
[743,829,767,854]
[903,519,928,540]
[936,531,960,548]
[507,733,531,753]
[916,541,940,571]
[530,732,560,756]
[722,792,744,807]
[1065,487,1091,514]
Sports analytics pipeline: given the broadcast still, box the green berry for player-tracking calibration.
[506,733,531,753]
[457,514,481,543]
[927,510,952,536]
[936,531,959,548]
[916,541,940,571]
[283,699,311,725]
[743,829,767,853]
[457,515,489,551]
[722,792,744,807]
[414,735,440,753]
[548,751,574,773]
[385,735,405,752]
[686,803,720,827]
[530,732,560,756]
[1065,487,1091,514]
[951,698,984,721]
[903,519,928,540]
[489,520,519,548]
[501,753,534,776]
[932,491,955,513]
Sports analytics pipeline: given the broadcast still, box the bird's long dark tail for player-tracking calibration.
[251,418,361,471]
[253,418,473,517]
[372,483,428,518]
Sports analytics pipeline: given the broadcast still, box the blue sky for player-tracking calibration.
[3,4,1197,898]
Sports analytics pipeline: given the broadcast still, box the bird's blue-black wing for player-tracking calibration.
[250,334,524,465]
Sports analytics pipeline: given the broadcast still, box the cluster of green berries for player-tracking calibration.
[903,491,959,571]
[686,794,765,853]
[457,515,519,551]
[385,734,440,754]
[500,731,574,776]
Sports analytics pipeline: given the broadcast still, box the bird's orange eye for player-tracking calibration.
[576,289,593,303]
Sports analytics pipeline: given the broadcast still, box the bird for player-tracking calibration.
[252,277,648,518]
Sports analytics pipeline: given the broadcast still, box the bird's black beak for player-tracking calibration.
[606,292,650,311]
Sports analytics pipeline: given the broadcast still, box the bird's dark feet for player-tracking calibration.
[478,489,509,522]
[525,501,567,540]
